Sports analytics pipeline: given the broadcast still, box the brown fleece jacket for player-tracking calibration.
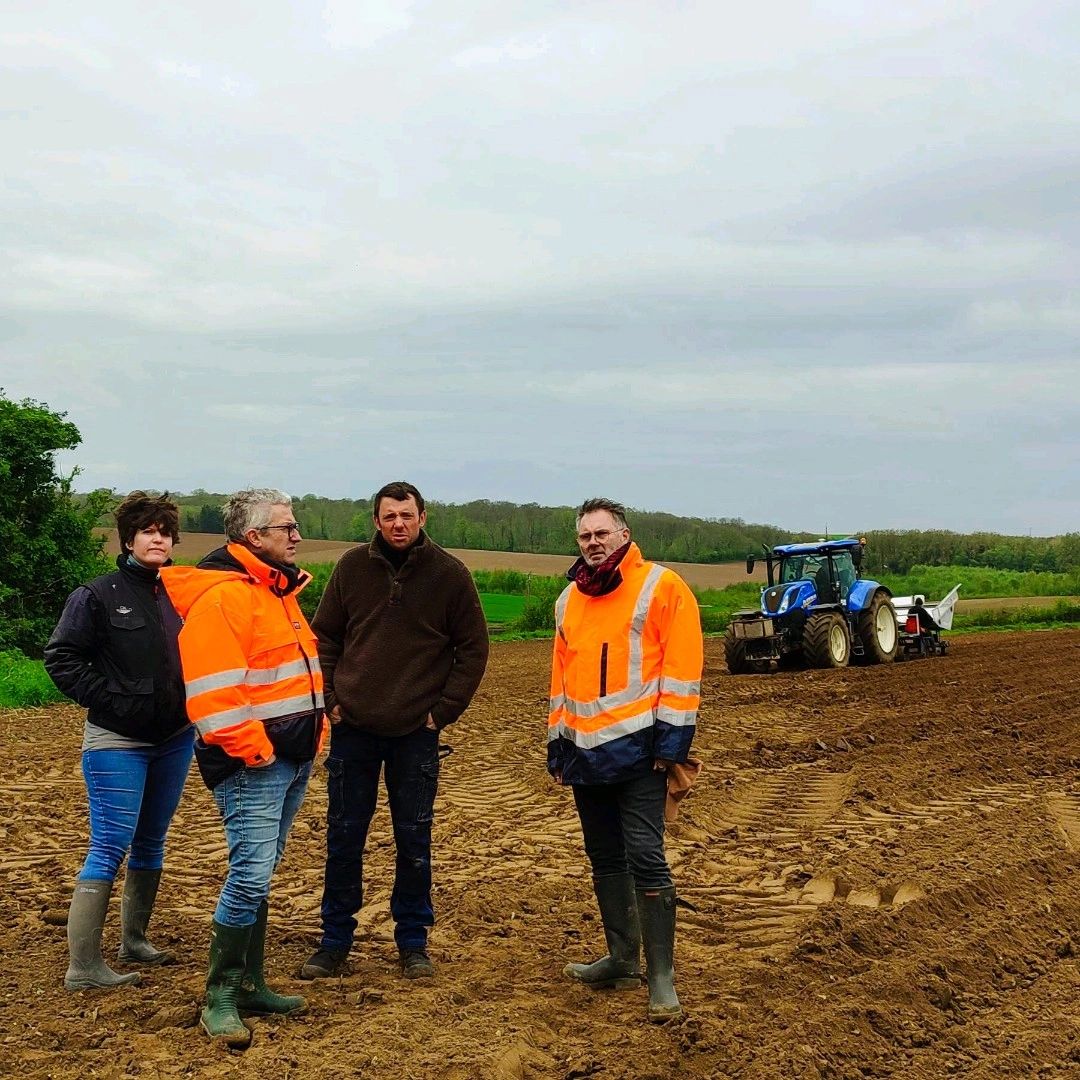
[312,532,489,737]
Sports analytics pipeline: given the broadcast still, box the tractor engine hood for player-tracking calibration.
[762,580,815,616]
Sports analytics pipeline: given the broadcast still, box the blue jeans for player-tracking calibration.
[319,724,440,952]
[79,726,195,880]
[211,757,312,927]
[572,768,672,890]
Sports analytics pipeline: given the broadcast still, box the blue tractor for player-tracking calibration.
[725,538,898,673]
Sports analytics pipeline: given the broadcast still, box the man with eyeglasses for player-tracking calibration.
[301,481,489,982]
[162,488,327,1048]
[548,497,702,1022]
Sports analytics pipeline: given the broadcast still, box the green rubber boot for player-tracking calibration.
[200,921,253,1048]
[118,868,172,965]
[564,873,641,990]
[236,900,306,1016]
[638,887,682,1022]
[65,880,142,991]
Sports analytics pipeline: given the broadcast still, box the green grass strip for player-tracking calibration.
[0,651,66,709]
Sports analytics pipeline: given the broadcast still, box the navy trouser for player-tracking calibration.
[79,726,194,880]
[319,723,440,952]
[572,768,672,890]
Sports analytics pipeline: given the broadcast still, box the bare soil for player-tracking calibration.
[2,630,1078,1079]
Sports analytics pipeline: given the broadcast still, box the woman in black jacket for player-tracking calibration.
[45,492,194,991]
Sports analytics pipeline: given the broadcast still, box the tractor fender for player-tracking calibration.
[847,579,891,613]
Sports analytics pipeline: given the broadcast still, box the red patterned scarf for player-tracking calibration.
[568,541,632,597]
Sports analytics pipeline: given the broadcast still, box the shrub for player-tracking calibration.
[0,393,111,656]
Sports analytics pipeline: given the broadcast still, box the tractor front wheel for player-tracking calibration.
[803,612,851,669]
[724,627,753,674]
[856,592,898,664]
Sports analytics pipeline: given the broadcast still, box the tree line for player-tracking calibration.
[170,493,1080,575]
[173,493,793,563]
[3,390,1077,657]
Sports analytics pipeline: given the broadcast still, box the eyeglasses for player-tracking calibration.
[260,522,302,536]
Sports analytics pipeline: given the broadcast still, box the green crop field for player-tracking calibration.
[478,592,527,626]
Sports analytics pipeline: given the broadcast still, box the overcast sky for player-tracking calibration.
[2,2,1077,537]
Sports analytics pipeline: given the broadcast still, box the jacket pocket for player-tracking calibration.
[108,612,147,631]
[106,676,154,721]
[599,642,608,698]
[264,713,319,764]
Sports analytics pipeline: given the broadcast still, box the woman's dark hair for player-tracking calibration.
[115,491,181,550]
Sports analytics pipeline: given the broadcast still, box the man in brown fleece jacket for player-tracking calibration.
[300,481,489,980]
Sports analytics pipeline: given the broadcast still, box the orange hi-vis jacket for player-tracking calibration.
[161,543,325,776]
[548,543,703,785]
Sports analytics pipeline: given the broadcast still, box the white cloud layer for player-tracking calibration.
[2,0,1077,535]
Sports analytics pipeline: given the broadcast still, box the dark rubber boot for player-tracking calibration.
[564,873,641,990]
[299,948,347,980]
[64,880,141,991]
[399,947,435,979]
[200,921,253,1048]
[236,901,305,1016]
[638,887,682,1022]
[118,868,172,965]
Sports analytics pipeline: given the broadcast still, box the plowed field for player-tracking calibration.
[2,631,1078,1079]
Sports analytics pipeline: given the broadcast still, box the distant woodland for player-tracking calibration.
[155,492,1080,575]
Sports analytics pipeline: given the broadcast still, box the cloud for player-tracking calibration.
[0,31,111,71]
[0,1,1077,535]
[321,0,415,50]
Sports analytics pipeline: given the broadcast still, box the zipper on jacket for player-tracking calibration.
[280,594,321,755]
[599,642,608,697]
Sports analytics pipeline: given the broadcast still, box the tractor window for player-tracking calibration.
[833,553,856,595]
[781,556,821,584]
[779,558,803,583]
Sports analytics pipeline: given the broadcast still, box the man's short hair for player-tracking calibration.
[576,497,629,532]
[115,491,180,549]
[373,481,425,518]
[223,488,293,542]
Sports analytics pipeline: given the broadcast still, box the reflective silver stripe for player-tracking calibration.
[549,709,655,750]
[548,694,566,714]
[628,565,666,690]
[244,658,314,687]
[252,693,322,720]
[659,677,701,696]
[554,583,573,635]
[656,705,697,727]
[561,679,660,718]
[186,668,248,699]
[195,704,254,734]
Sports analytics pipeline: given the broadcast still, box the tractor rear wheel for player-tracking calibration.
[724,627,753,674]
[856,592,898,664]
[803,612,851,669]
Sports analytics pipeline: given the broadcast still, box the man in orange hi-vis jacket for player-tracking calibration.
[162,489,327,1049]
[549,497,702,1023]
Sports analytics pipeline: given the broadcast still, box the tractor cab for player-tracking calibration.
[756,540,862,611]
